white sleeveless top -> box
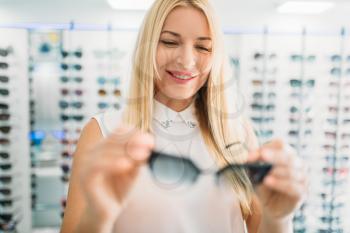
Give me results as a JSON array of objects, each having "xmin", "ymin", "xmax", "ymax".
[{"xmin": 92, "ymin": 99, "xmax": 248, "ymax": 233}]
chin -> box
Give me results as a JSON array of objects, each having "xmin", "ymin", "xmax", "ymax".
[{"xmin": 163, "ymin": 90, "xmax": 196, "ymax": 101}]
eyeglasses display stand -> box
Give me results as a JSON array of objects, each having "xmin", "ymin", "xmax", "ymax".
[{"xmin": 0, "ymin": 28, "xmax": 31, "ymax": 233}]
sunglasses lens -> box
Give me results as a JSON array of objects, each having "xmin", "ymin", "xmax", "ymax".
[
  {"xmin": 244, "ymin": 163, "xmax": 273, "ymax": 184},
  {"xmin": 149, "ymin": 152, "xmax": 198, "ymax": 188},
  {"xmin": 0, "ymin": 76, "xmax": 9, "ymax": 83},
  {"xmin": 98, "ymin": 102, "xmax": 109, "ymax": 109},
  {"xmin": 0, "ymin": 89, "xmax": 9, "ymax": 96}
]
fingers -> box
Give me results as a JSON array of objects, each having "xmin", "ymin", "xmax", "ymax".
[
  {"xmin": 248, "ymin": 139, "xmax": 308, "ymax": 200},
  {"xmin": 107, "ymin": 124, "xmax": 155, "ymax": 163},
  {"xmin": 263, "ymin": 175, "xmax": 307, "ymax": 200}
]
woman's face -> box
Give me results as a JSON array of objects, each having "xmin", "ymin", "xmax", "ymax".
[{"xmin": 155, "ymin": 6, "xmax": 213, "ymax": 101}]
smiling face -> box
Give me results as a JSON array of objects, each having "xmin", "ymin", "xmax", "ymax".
[{"xmin": 155, "ymin": 6, "xmax": 213, "ymax": 105}]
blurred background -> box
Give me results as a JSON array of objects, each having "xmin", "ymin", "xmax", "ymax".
[{"xmin": 0, "ymin": 0, "xmax": 350, "ymax": 232}]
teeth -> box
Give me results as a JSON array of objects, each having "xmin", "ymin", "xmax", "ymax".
[{"xmin": 173, "ymin": 74, "xmax": 192, "ymax": 80}]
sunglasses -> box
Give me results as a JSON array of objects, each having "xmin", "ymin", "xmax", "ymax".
[
  {"xmin": 290, "ymin": 79, "xmax": 315, "ymax": 88},
  {"xmin": 0, "ymin": 103, "xmax": 9, "ymax": 110},
  {"xmin": 61, "ymin": 151, "xmax": 72, "ymax": 158},
  {"xmin": 0, "ymin": 47, "xmax": 13, "ymax": 57},
  {"xmin": 61, "ymin": 174, "xmax": 69, "ymax": 183},
  {"xmin": 98, "ymin": 89, "xmax": 121, "ymax": 97},
  {"xmin": 0, "ymin": 163, "xmax": 12, "ymax": 171},
  {"xmin": 0, "ymin": 176, "xmax": 12, "ymax": 185},
  {"xmin": 256, "ymin": 130, "xmax": 274, "ymax": 138},
  {"xmin": 251, "ymin": 116, "xmax": 275, "ymax": 124},
  {"xmin": 61, "ymin": 164, "xmax": 70, "ymax": 174},
  {"xmin": 328, "ymin": 106, "xmax": 350, "ymax": 113},
  {"xmin": 289, "ymin": 117, "xmax": 312, "ymax": 124},
  {"xmin": 324, "ymin": 132, "xmax": 350, "ymax": 140},
  {"xmin": 252, "ymin": 92, "xmax": 276, "ymax": 99},
  {"xmin": 61, "ymin": 49, "xmax": 83, "ymax": 58},
  {"xmin": 0, "ymin": 76, "xmax": 9, "ymax": 83},
  {"xmin": 322, "ymin": 167, "xmax": 348, "ymax": 176},
  {"xmin": 330, "ymin": 67, "xmax": 342, "ymax": 76},
  {"xmin": 0, "ymin": 138, "xmax": 10, "ymax": 146},
  {"xmin": 290, "ymin": 54, "xmax": 316, "ymax": 62},
  {"xmin": 0, "ymin": 88, "xmax": 10, "ymax": 96},
  {"xmin": 290, "ymin": 106, "xmax": 312, "ymax": 114},
  {"xmin": 61, "ymin": 139, "xmax": 78, "ymax": 145},
  {"xmin": 148, "ymin": 150, "xmax": 272, "ymax": 188},
  {"xmin": 60, "ymin": 76, "xmax": 83, "ymax": 83},
  {"xmin": 60, "ymin": 114, "xmax": 85, "ymax": 122},
  {"xmin": 0, "ymin": 126, "xmax": 11, "ymax": 134},
  {"xmin": 251, "ymin": 103, "xmax": 275, "ymax": 111},
  {"xmin": 251, "ymin": 80, "xmax": 276, "ymax": 86},
  {"xmin": 324, "ymin": 155, "xmax": 349, "ymax": 163},
  {"xmin": 288, "ymin": 129, "xmax": 312, "ymax": 137},
  {"xmin": 97, "ymin": 76, "xmax": 121, "ymax": 85},
  {"xmin": 0, "ymin": 152, "xmax": 9, "ymax": 160},
  {"xmin": 253, "ymin": 53, "xmax": 277, "ymax": 60},
  {"xmin": 0, "ymin": 62, "xmax": 9, "ymax": 70},
  {"xmin": 0, "ymin": 188, "xmax": 11, "ymax": 197},
  {"xmin": 59, "ymin": 100, "xmax": 84, "ymax": 109},
  {"xmin": 0, "ymin": 113, "xmax": 13, "ymax": 121},
  {"xmin": 61, "ymin": 89, "xmax": 83, "ymax": 96},
  {"xmin": 60, "ymin": 63, "xmax": 82, "ymax": 71},
  {"xmin": 97, "ymin": 102, "xmax": 109, "ymax": 109}
]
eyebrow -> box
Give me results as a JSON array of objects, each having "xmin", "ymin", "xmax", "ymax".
[{"xmin": 161, "ymin": 30, "xmax": 211, "ymax": 41}]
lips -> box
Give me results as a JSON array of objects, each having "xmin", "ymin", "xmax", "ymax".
[{"xmin": 166, "ymin": 71, "xmax": 197, "ymax": 83}]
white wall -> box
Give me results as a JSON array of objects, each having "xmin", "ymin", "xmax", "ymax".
[{"xmin": 0, "ymin": 0, "xmax": 350, "ymax": 33}]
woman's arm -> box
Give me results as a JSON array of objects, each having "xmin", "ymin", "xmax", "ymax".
[
  {"xmin": 247, "ymin": 195, "xmax": 293, "ymax": 233},
  {"xmin": 60, "ymin": 119, "xmax": 104, "ymax": 233}
]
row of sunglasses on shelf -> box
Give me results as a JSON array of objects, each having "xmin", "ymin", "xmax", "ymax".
[
  {"xmin": 58, "ymin": 100, "xmax": 121, "ymax": 110},
  {"xmin": 0, "ymin": 173, "xmax": 21, "ymax": 232},
  {"xmin": 250, "ymin": 79, "xmax": 316, "ymax": 87},
  {"xmin": 59, "ymin": 48, "xmax": 126, "ymax": 60},
  {"xmin": 251, "ymin": 52, "xmax": 350, "ymax": 63},
  {"xmin": 251, "ymin": 53, "xmax": 317, "ymax": 62},
  {"xmin": 59, "ymin": 76, "xmax": 121, "ymax": 85}
]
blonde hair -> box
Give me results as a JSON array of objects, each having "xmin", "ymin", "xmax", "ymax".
[{"xmin": 122, "ymin": 0, "xmax": 255, "ymax": 218}]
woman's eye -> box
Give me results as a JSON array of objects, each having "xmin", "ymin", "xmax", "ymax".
[
  {"xmin": 196, "ymin": 46, "xmax": 211, "ymax": 52},
  {"xmin": 161, "ymin": 40, "xmax": 178, "ymax": 46}
]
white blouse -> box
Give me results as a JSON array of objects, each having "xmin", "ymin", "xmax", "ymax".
[{"xmin": 92, "ymin": 99, "xmax": 248, "ymax": 233}]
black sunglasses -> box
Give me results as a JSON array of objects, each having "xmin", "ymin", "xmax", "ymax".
[
  {"xmin": 0, "ymin": 126, "xmax": 11, "ymax": 134},
  {"xmin": 148, "ymin": 150, "xmax": 272, "ymax": 188},
  {"xmin": 0, "ymin": 76, "xmax": 9, "ymax": 83},
  {"xmin": 61, "ymin": 50, "xmax": 83, "ymax": 58},
  {"xmin": 0, "ymin": 62, "xmax": 9, "ymax": 70},
  {"xmin": 0, "ymin": 89, "xmax": 9, "ymax": 96},
  {"xmin": 0, "ymin": 152, "xmax": 10, "ymax": 159},
  {"xmin": 61, "ymin": 63, "xmax": 82, "ymax": 71},
  {"xmin": 60, "ymin": 114, "xmax": 85, "ymax": 122},
  {"xmin": 0, "ymin": 103, "xmax": 9, "ymax": 110},
  {"xmin": 59, "ymin": 100, "xmax": 84, "ymax": 109}
]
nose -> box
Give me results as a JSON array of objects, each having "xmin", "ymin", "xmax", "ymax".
[{"xmin": 176, "ymin": 44, "xmax": 197, "ymax": 70}]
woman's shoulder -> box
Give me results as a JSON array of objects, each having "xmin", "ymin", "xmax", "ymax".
[{"xmin": 92, "ymin": 107, "xmax": 124, "ymax": 138}]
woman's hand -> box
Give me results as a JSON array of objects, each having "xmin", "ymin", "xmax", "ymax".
[
  {"xmin": 247, "ymin": 139, "xmax": 308, "ymax": 228},
  {"xmin": 78, "ymin": 125, "xmax": 154, "ymax": 232}
]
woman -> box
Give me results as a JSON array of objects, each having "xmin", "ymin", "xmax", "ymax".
[{"xmin": 60, "ymin": 0, "xmax": 307, "ymax": 232}]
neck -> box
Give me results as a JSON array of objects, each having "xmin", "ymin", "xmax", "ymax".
[{"xmin": 154, "ymin": 92, "xmax": 194, "ymax": 112}]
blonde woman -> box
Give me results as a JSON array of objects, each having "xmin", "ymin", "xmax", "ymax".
[{"xmin": 60, "ymin": 0, "xmax": 307, "ymax": 232}]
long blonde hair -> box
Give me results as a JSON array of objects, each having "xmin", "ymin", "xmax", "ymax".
[{"xmin": 122, "ymin": 0, "xmax": 255, "ymax": 218}]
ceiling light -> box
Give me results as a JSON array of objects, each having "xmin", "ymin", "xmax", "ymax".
[
  {"xmin": 107, "ymin": 0, "xmax": 154, "ymax": 10},
  {"xmin": 277, "ymin": 1, "xmax": 335, "ymax": 14}
]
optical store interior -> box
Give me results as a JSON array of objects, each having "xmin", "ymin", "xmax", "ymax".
[{"xmin": 1, "ymin": 0, "xmax": 350, "ymax": 232}]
